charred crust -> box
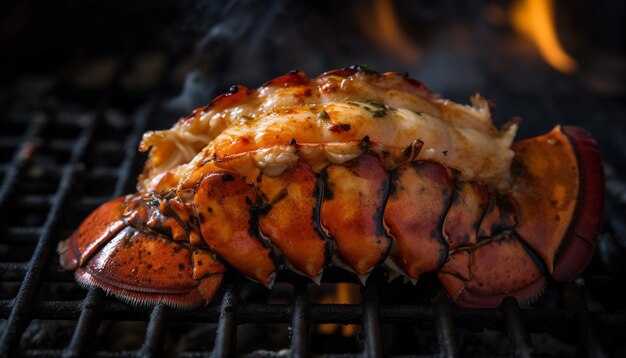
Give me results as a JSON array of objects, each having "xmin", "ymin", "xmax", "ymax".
[
  {"xmin": 320, "ymin": 170, "xmax": 333, "ymax": 200},
  {"xmin": 360, "ymin": 136, "xmax": 371, "ymax": 152},
  {"xmin": 436, "ymin": 175, "xmax": 455, "ymax": 269},
  {"xmin": 271, "ymin": 188, "xmax": 289, "ymax": 205},
  {"xmin": 329, "ymin": 124, "xmax": 351, "ymax": 133},
  {"xmin": 517, "ymin": 233, "xmax": 548, "ymax": 275},
  {"xmin": 314, "ymin": 173, "xmax": 333, "ymax": 265},
  {"xmin": 375, "ymin": 172, "xmax": 393, "ymax": 262},
  {"xmin": 388, "ymin": 169, "xmax": 402, "ymax": 197},
  {"xmin": 228, "ymin": 85, "xmax": 239, "ymax": 94},
  {"xmin": 221, "ymin": 173, "xmax": 235, "ymax": 182},
  {"xmin": 251, "ymin": 202, "xmax": 273, "ymax": 216}
]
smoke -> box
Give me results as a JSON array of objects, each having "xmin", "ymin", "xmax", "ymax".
[{"xmin": 165, "ymin": 0, "xmax": 616, "ymax": 115}]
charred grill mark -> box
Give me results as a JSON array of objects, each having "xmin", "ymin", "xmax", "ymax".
[
  {"xmin": 517, "ymin": 234, "xmax": 548, "ymax": 276},
  {"xmin": 436, "ymin": 178, "xmax": 456, "ymax": 269},
  {"xmin": 477, "ymin": 194, "xmax": 496, "ymax": 241},
  {"xmin": 320, "ymin": 170, "xmax": 333, "ymax": 200},
  {"xmin": 375, "ymin": 175, "xmax": 391, "ymax": 239},
  {"xmin": 314, "ymin": 173, "xmax": 334, "ymax": 266},
  {"xmin": 375, "ymin": 166, "xmax": 393, "ymax": 263},
  {"xmin": 388, "ymin": 169, "xmax": 402, "ymax": 197},
  {"xmin": 329, "ymin": 124, "xmax": 351, "ymax": 133},
  {"xmin": 271, "ymin": 188, "xmax": 289, "ymax": 205}
]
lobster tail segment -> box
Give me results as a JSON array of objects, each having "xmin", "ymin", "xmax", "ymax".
[{"xmin": 439, "ymin": 232, "xmax": 546, "ymax": 308}]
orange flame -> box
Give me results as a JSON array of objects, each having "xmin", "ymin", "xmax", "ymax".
[
  {"xmin": 315, "ymin": 283, "xmax": 360, "ymax": 337},
  {"xmin": 511, "ymin": 0, "xmax": 578, "ymax": 73},
  {"xmin": 359, "ymin": 0, "xmax": 420, "ymax": 64}
]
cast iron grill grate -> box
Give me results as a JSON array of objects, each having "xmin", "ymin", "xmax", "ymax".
[{"xmin": 1, "ymin": 52, "xmax": 626, "ymax": 358}]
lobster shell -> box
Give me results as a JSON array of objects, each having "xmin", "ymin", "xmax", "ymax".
[{"xmin": 58, "ymin": 67, "xmax": 604, "ymax": 308}]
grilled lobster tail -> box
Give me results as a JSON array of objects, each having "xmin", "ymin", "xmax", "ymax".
[{"xmin": 58, "ymin": 68, "xmax": 604, "ymax": 308}]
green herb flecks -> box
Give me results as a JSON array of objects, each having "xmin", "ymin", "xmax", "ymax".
[
  {"xmin": 317, "ymin": 110, "xmax": 330, "ymax": 120},
  {"xmin": 359, "ymin": 99, "xmax": 390, "ymax": 118}
]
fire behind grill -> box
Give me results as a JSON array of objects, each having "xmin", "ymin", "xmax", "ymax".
[{"xmin": 1, "ymin": 1, "xmax": 626, "ymax": 357}]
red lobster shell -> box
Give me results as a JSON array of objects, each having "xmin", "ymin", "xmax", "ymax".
[{"xmin": 58, "ymin": 67, "xmax": 604, "ymax": 308}]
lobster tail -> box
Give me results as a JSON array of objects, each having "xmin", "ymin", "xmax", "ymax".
[{"xmin": 59, "ymin": 68, "xmax": 604, "ymax": 309}]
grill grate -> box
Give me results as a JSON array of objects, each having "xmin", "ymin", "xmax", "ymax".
[{"xmin": 1, "ymin": 53, "xmax": 626, "ymax": 357}]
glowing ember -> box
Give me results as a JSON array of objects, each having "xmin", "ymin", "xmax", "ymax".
[
  {"xmin": 511, "ymin": 0, "xmax": 578, "ymax": 74},
  {"xmin": 315, "ymin": 283, "xmax": 361, "ymax": 337}
]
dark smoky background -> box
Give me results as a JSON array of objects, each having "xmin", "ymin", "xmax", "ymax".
[{"xmin": 1, "ymin": 1, "xmax": 623, "ymax": 128}]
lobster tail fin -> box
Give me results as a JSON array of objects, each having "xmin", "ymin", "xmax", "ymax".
[
  {"xmin": 510, "ymin": 125, "xmax": 604, "ymax": 282},
  {"xmin": 551, "ymin": 126, "xmax": 604, "ymax": 281},
  {"xmin": 58, "ymin": 197, "xmax": 127, "ymax": 271},
  {"xmin": 58, "ymin": 194, "xmax": 226, "ymax": 308},
  {"xmin": 438, "ymin": 125, "xmax": 604, "ymax": 307}
]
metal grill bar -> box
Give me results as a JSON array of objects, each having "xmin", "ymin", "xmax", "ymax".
[
  {"xmin": 290, "ymin": 283, "xmax": 309, "ymax": 357},
  {"xmin": 561, "ymin": 284, "xmax": 608, "ymax": 358},
  {"xmin": 502, "ymin": 297, "xmax": 532, "ymax": 357},
  {"xmin": 0, "ymin": 115, "xmax": 45, "ymax": 210},
  {"xmin": 213, "ymin": 287, "xmax": 239, "ymax": 357},
  {"xmin": 139, "ymin": 304, "xmax": 170, "ymax": 358},
  {"xmin": 64, "ymin": 289, "xmax": 105, "ymax": 358},
  {"xmin": 435, "ymin": 300, "xmax": 459, "ymax": 358},
  {"xmin": 1, "ymin": 296, "xmax": 624, "ymax": 325},
  {"xmin": 0, "ymin": 113, "xmax": 97, "ymax": 356},
  {"xmin": 362, "ymin": 285, "xmax": 382, "ymax": 357}
]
